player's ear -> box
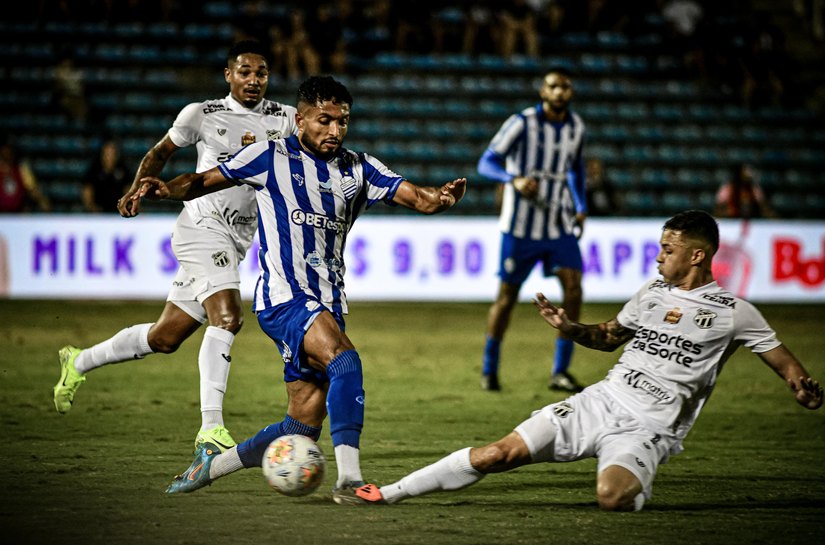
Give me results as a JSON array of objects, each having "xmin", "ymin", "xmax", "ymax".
[
  {"xmin": 224, "ymin": 67, "xmax": 231, "ymax": 83},
  {"xmin": 691, "ymin": 248, "xmax": 706, "ymax": 266}
]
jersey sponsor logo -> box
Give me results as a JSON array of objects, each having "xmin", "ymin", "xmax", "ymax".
[
  {"xmin": 629, "ymin": 327, "xmax": 703, "ymax": 367},
  {"xmin": 552, "ymin": 401, "xmax": 574, "ymax": 418},
  {"xmin": 202, "ymin": 102, "xmax": 229, "ymax": 114},
  {"xmin": 222, "ymin": 207, "xmax": 255, "ymax": 226},
  {"xmin": 664, "ymin": 308, "xmax": 682, "ymax": 324},
  {"xmin": 306, "ymin": 251, "xmax": 343, "ymax": 272},
  {"xmin": 650, "ymin": 279, "xmax": 670, "ymax": 290},
  {"xmin": 701, "ymin": 292, "xmax": 736, "ymax": 308},
  {"xmin": 622, "ymin": 369, "xmax": 674, "ymax": 403},
  {"xmin": 276, "ymin": 146, "xmax": 302, "ymax": 160},
  {"xmin": 693, "ymin": 309, "xmax": 716, "ymax": 329},
  {"xmin": 291, "ymin": 210, "xmax": 345, "ymax": 233},
  {"xmin": 212, "ymin": 251, "xmax": 230, "ymax": 268}
]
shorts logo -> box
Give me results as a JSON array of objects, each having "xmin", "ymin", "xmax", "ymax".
[
  {"xmin": 664, "ymin": 308, "xmax": 682, "ymax": 324},
  {"xmin": 635, "ymin": 457, "xmax": 646, "ymax": 468},
  {"xmin": 504, "ymin": 257, "xmax": 516, "ymax": 274},
  {"xmin": 355, "ymin": 395, "xmax": 365, "ymax": 405},
  {"xmin": 693, "ymin": 308, "xmax": 716, "ymax": 329},
  {"xmin": 305, "ymin": 300, "xmax": 320, "ymax": 312},
  {"xmin": 281, "ymin": 341, "xmax": 293, "ymax": 364},
  {"xmin": 552, "ymin": 401, "xmax": 574, "ymax": 418},
  {"xmin": 212, "ymin": 251, "xmax": 229, "ymax": 267}
]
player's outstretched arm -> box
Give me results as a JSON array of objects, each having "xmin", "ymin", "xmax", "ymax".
[
  {"xmin": 533, "ymin": 292, "xmax": 633, "ymax": 352},
  {"xmin": 134, "ymin": 167, "xmax": 233, "ymax": 205},
  {"xmin": 392, "ymin": 178, "xmax": 467, "ymax": 214},
  {"xmin": 759, "ymin": 345, "xmax": 823, "ymax": 410},
  {"xmin": 118, "ymin": 135, "xmax": 180, "ymax": 218}
]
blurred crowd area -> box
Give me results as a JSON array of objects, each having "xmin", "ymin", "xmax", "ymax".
[{"xmin": 2, "ymin": 0, "xmax": 824, "ymax": 217}]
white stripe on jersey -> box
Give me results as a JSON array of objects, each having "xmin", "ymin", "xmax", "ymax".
[{"xmin": 218, "ymin": 136, "xmax": 404, "ymax": 314}]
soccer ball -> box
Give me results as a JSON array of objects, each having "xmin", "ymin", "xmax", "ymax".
[{"xmin": 262, "ymin": 434, "xmax": 326, "ymax": 496}]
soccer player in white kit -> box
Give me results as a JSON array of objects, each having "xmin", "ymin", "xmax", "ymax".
[
  {"xmin": 52, "ymin": 40, "xmax": 298, "ymax": 453},
  {"xmin": 133, "ymin": 75, "xmax": 467, "ymax": 504},
  {"xmin": 353, "ymin": 210, "xmax": 823, "ymax": 511}
]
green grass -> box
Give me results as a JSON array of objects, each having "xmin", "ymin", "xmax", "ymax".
[{"xmin": 1, "ymin": 300, "xmax": 824, "ymax": 545}]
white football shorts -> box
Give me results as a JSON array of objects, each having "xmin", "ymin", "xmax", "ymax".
[
  {"xmin": 166, "ymin": 209, "xmax": 243, "ymax": 323},
  {"xmin": 514, "ymin": 382, "xmax": 672, "ymax": 499}
]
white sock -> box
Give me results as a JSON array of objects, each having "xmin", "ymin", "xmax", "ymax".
[
  {"xmin": 334, "ymin": 444, "xmax": 364, "ymax": 486},
  {"xmin": 74, "ymin": 323, "xmax": 153, "ymax": 374},
  {"xmin": 208, "ymin": 446, "xmax": 244, "ymax": 480},
  {"xmin": 380, "ymin": 447, "xmax": 483, "ymax": 504},
  {"xmin": 633, "ymin": 492, "xmax": 645, "ymax": 511},
  {"xmin": 199, "ymin": 326, "xmax": 235, "ymax": 430}
]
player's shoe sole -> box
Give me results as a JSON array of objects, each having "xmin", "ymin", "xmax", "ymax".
[
  {"xmin": 332, "ymin": 481, "xmax": 368, "ymax": 505},
  {"xmin": 194, "ymin": 425, "xmax": 236, "ymax": 453},
  {"xmin": 166, "ymin": 442, "xmax": 219, "ymax": 494},
  {"xmin": 354, "ymin": 483, "xmax": 387, "ymax": 504},
  {"xmin": 53, "ymin": 346, "xmax": 86, "ymax": 414}
]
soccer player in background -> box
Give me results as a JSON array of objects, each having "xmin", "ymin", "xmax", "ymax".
[
  {"xmin": 354, "ymin": 210, "xmax": 823, "ymax": 510},
  {"xmin": 477, "ymin": 67, "xmax": 587, "ymax": 393},
  {"xmin": 134, "ymin": 75, "xmax": 467, "ymax": 504},
  {"xmin": 52, "ymin": 40, "xmax": 298, "ymax": 454}
]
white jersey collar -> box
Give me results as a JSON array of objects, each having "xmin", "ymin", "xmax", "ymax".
[{"xmin": 225, "ymin": 94, "xmax": 264, "ymax": 114}]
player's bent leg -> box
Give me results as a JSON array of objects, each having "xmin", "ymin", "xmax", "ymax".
[
  {"xmin": 596, "ymin": 465, "xmax": 644, "ymax": 512},
  {"xmin": 148, "ymin": 302, "xmax": 202, "ymax": 353}
]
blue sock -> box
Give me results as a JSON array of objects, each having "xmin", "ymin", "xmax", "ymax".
[
  {"xmin": 236, "ymin": 415, "xmax": 322, "ymax": 468},
  {"xmin": 482, "ymin": 336, "xmax": 501, "ymax": 376},
  {"xmin": 553, "ymin": 338, "xmax": 574, "ymax": 375},
  {"xmin": 326, "ymin": 350, "xmax": 365, "ymax": 448}
]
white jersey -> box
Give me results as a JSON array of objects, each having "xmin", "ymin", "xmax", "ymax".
[
  {"xmin": 217, "ymin": 135, "xmax": 404, "ymax": 314},
  {"xmin": 603, "ymin": 279, "xmax": 781, "ymax": 451},
  {"xmin": 167, "ymin": 94, "xmax": 298, "ymax": 254}
]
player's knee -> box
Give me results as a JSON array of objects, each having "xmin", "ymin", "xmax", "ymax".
[
  {"xmin": 147, "ymin": 331, "xmax": 183, "ymax": 354},
  {"xmin": 596, "ymin": 482, "xmax": 636, "ymax": 512},
  {"xmin": 209, "ymin": 312, "xmax": 243, "ymax": 334},
  {"xmin": 469, "ymin": 444, "xmax": 508, "ymax": 473}
]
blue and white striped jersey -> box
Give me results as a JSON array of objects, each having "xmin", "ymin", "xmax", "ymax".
[
  {"xmin": 486, "ymin": 103, "xmax": 586, "ymax": 240},
  {"xmin": 217, "ymin": 135, "xmax": 404, "ymax": 314}
]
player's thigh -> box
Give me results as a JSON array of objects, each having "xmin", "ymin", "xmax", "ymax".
[
  {"xmin": 303, "ymin": 310, "xmax": 355, "ymax": 369},
  {"xmin": 596, "ymin": 430, "xmax": 670, "ymax": 502},
  {"xmin": 172, "ymin": 213, "xmax": 242, "ymax": 303},
  {"xmin": 470, "ymin": 431, "xmax": 533, "ymax": 473},
  {"xmin": 285, "ymin": 379, "xmax": 328, "ymax": 428}
]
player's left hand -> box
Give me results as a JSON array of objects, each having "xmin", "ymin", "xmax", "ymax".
[
  {"xmin": 136, "ymin": 176, "xmax": 171, "ymax": 201},
  {"xmin": 789, "ymin": 376, "xmax": 824, "ymax": 410},
  {"xmin": 439, "ymin": 178, "xmax": 467, "ymax": 206}
]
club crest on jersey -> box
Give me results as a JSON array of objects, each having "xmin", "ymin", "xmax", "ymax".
[
  {"xmin": 212, "ymin": 251, "xmax": 229, "ymax": 268},
  {"xmin": 664, "ymin": 308, "xmax": 682, "ymax": 324},
  {"xmin": 553, "ymin": 401, "xmax": 574, "ymax": 418},
  {"xmin": 341, "ymin": 176, "xmax": 357, "ymax": 200},
  {"xmin": 693, "ymin": 309, "xmax": 717, "ymax": 329},
  {"xmin": 241, "ymin": 131, "xmax": 256, "ymax": 146},
  {"xmin": 266, "ymin": 129, "xmax": 282, "ymax": 140}
]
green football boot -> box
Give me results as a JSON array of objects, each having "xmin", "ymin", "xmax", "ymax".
[
  {"xmin": 53, "ymin": 346, "xmax": 86, "ymax": 414},
  {"xmin": 194, "ymin": 425, "xmax": 236, "ymax": 453}
]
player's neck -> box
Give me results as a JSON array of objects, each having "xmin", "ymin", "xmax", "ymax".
[{"xmin": 673, "ymin": 269, "xmax": 715, "ymax": 292}]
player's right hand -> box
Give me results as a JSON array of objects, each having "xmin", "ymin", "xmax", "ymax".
[
  {"xmin": 137, "ymin": 177, "xmax": 170, "ymax": 201},
  {"xmin": 533, "ymin": 292, "xmax": 570, "ymax": 332},
  {"xmin": 117, "ymin": 187, "xmax": 141, "ymax": 217}
]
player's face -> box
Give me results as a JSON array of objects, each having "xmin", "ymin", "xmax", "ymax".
[
  {"xmin": 656, "ymin": 229, "xmax": 699, "ymax": 285},
  {"xmin": 225, "ymin": 53, "xmax": 269, "ymax": 108},
  {"xmin": 296, "ymin": 100, "xmax": 350, "ymax": 160},
  {"xmin": 539, "ymin": 72, "xmax": 573, "ymax": 114}
]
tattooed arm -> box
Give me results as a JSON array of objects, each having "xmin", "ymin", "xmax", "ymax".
[{"xmin": 533, "ymin": 292, "xmax": 635, "ymax": 352}]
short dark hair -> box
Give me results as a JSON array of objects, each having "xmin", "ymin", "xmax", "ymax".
[
  {"xmin": 297, "ymin": 75, "xmax": 353, "ymax": 108},
  {"xmin": 226, "ymin": 39, "xmax": 269, "ymax": 66},
  {"xmin": 663, "ymin": 210, "xmax": 720, "ymax": 255},
  {"xmin": 545, "ymin": 66, "xmax": 573, "ymax": 79}
]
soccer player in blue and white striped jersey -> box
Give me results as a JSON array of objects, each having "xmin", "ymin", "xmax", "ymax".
[
  {"xmin": 136, "ymin": 76, "xmax": 466, "ymax": 504},
  {"xmin": 477, "ymin": 67, "xmax": 587, "ymax": 393}
]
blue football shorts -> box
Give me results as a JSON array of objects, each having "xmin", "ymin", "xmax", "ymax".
[
  {"xmin": 256, "ymin": 294, "xmax": 346, "ymax": 384},
  {"xmin": 498, "ymin": 233, "xmax": 583, "ymax": 285}
]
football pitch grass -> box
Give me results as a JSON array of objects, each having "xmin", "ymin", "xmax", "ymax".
[{"xmin": 2, "ymin": 299, "xmax": 824, "ymax": 545}]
